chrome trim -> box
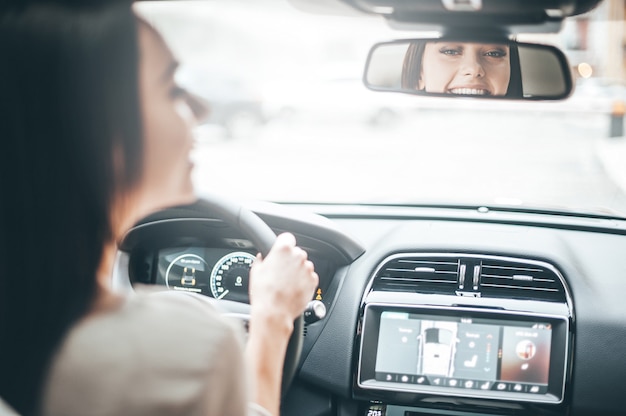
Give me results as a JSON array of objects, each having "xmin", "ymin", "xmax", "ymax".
[
  {"xmin": 356, "ymin": 302, "xmax": 570, "ymax": 404},
  {"xmin": 473, "ymin": 264, "xmax": 480, "ymax": 290},
  {"xmin": 458, "ymin": 263, "xmax": 466, "ymax": 290}
]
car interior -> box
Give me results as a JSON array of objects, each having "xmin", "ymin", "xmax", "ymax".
[{"xmin": 106, "ymin": 0, "xmax": 626, "ymax": 415}]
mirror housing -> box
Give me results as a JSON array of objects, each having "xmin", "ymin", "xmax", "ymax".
[{"xmin": 364, "ymin": 38, "xmax": 573, "ymax": 100}]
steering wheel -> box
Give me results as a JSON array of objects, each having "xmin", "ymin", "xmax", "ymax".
[{"xmin": 156, "ymin": 194, "xmax": 303, "ymax": 395}]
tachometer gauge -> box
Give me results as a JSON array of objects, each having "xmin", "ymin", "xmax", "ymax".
[
  {"xmin": 165, "ymin": 254, "xmax": 209, "ymax": 294},
  {"xmin": 210, "ymin": 252, "xmax": 255, "ymax": 303}
]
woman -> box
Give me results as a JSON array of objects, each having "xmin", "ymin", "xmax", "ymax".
[
  {"xmin": 401, "ymin": 40, "xmax": 523, "ymax": 98},
  {"xmin": 0, "ymin": 1, "xmax": 318, "ymax": 415}
]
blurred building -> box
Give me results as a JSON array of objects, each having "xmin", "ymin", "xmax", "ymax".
[{"xmin": 562, "ymin": 0, "xmax": 625, "ymax": 81}]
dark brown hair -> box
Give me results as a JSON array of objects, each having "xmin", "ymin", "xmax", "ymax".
[{"xmin": 0, "ymin": 1, "xmax": 142, "ymax": 414}]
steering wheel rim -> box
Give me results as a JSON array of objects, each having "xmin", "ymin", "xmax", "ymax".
[{"xmin": 193, "ymin": 194, "xmax": 303, "ymax": 395}]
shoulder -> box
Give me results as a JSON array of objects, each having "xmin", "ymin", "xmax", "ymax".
[
  {"xmin": 58, "ymin": 291, "xmax": 241, "ymax": 362},
  {"xmin": 43, "ymin": 291, "xmax": 244, "ymax": 416}
]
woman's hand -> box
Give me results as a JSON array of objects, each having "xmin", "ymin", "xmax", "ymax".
[
  {"xmin": 248, "ymin": 232, "xmax": 319, "ymax": 334},
  {"xmin": 245, "ymin": 232, "xmax": 319, "ymax": 416}
]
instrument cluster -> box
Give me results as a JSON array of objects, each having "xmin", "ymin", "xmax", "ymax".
[
  {"xmin": 129, "ymin": 245, "xmax": 331, "ymax": 306},
  {"xmin": 158, "ymin": 247, "xmax": 255, "ymax": 302}
]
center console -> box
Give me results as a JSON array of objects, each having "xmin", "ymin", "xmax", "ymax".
[{"xmin": 354, "ymin": 253, "xmax": 574, "ymax": 415}]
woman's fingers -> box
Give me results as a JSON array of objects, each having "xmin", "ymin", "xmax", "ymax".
[
  {"xmin": 272, "ymin": 232, "xmax": 296, "ymax": 251},
  {"xmin": 294, "ymin": 246, "xmax": 308, "ymax": 262}
]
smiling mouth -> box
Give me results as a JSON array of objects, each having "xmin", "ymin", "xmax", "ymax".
[{"xmin": 448, "ymin": 88, "xmax": 491, "ymax": 96}]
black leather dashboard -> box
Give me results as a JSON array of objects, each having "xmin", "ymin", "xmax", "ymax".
[{"xmin": 114, "ymin": 201, "xmax": 626, "ymax": 416}]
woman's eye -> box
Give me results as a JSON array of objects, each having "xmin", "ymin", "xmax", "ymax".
[
  {"xmin": 440, "ymin": 48, "xmax": 461, "ymax": 56},
  {"xmin": 484, "ymin": 50, "xmax": 507, "ymax": 58}
]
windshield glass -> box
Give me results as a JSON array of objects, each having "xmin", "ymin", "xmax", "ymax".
[{"xmin": 137, "ymin": 0, "xmax": 626, "ymax": 218}]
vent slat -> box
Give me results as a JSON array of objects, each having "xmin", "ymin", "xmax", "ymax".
[
  {"xmin": 380, "ymin": 277, "xmax": 457, "ymax": 284},
  {"xmin": 482, "ymin": 265, "xmax": 542, "ymax": 272},
  {"xmin": 386, "ymin": 268, "xmax": 457, "ymax": 275},
  {"xmin": 398, "ymin": 260, "xmax": 458, "ymax": 265},
  {"xmin": 480, "ymin": 259, "xmax": 565, "ymax": 302},
  {"xmin": 481, "ymin": 274, "xmax": 556, "ymax": 283},
  {"xmin": 481, "ymin": 283, "xmax": 559, "ymax": 292},
  {"xmin": 374, "ymin": 256, "xmax": 460, "ymax": 295}
]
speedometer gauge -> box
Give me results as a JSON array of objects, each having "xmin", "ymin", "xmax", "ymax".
[{"xmin": 210, "ymin": 252, "xmax": 255, "ymax": 303}]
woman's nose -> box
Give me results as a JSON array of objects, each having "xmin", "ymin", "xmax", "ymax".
[
  {"xmin": 185, "ymin": 91, "xmax": 210, "ymax": 124},
  {"xmin": 460, "ymin": 55, "xmax": 485, "ymax": 78}
]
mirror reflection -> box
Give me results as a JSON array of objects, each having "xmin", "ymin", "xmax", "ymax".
[
  {"xmin": 402, "ymin": 42, "xmax": 519, "ymax": 97},
  {"xmin": 365, "ymin": 40, "xmax": 571, "ymax": 100}
]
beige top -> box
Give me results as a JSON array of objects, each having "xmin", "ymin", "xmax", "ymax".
[{"xmin": 41, "ymin": 291, "xmax": 269, "ymax": 416}]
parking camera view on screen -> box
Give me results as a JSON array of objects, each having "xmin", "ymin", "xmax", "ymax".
[{"xmin": 374, "ymin": 312, "xmax": 552, "ymax": 394}]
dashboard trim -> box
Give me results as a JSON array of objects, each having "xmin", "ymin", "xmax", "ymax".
[{"xmin": 295, "ymin": 203, "xmax": 626, "ymax": 236}]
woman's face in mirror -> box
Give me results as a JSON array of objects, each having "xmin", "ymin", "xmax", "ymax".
[{"xmin": 419, "ymin": 42, "xmax": 511, "ymax": 96}]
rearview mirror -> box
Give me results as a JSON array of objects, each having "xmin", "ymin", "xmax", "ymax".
[{"xmin": 364, "ymin": 39, "xmax": 573, "ymax": 100}]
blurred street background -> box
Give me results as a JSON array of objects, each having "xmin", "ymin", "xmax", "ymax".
[
  {"xmin": 139, "ymin": 0, "xmax": 626, "ymax": 217},
  {"xmin": 191, "ymin": 109, "xmax": 626, "ymax": 216}
]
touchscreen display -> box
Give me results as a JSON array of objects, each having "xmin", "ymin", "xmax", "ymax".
[{"xmin": 374, "ymin": 311, "xmax": 552, "ymax": 395}]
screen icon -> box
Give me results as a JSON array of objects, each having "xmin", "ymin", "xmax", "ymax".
[
  {"xmin": 480, "ymin": 381, "xmax": 490, "ymax": 390},
  {"xmin": 433, "ymin": 378, "xmax": 441, "ymax": 385},
  {"xmin": 463, "ymin": 355, "xmax": 478, "ymax": 368},
  {"xmin": 513, "ymin": 384, "xmax": 523, "ymax": 392},
  {"xmin": 529, "ymin": 385, "xmax": 540, "ymax": 393},
  {"xmin": 448, "ymin": 379, "xmax": 458, "ymax": 387},
  {"xmin": 496, "ymin": 383, "xmax": 507, "ymax": 391},
  {"xmin": 516, "ymin": 340, "xmax": 537, "ymax": 360},
  {"xmin": 464, "ymin": 380, "xmax": 474, "ymax": 389},
  {"xmin": 416, "ymin": 376, "xmax": 425, "ymax": 384},
  {"xmin": 401, "ymin": 375, "xmax": 409, "ymax": 383}
]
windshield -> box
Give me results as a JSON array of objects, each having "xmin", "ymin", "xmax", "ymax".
[{"xmin": 138, "ymin": 0, "xmax": 626, "ymax": 218}]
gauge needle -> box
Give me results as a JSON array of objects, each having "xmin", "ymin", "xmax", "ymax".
[{"xmin": 217, "ymin": 290, "xmax": 230, "ymax": 300}]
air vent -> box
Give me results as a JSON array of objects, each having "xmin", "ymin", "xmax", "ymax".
[
  {"xmin": 370, "ymin": 254, "xmax": 569, "ymax": 303},
  {"xmin": 373, "ymin": 256, "xmax": 461, "ymax": 294},
  {"xmin": 479, "ymin": 259, "xmax": 566, "ymax": 302}
]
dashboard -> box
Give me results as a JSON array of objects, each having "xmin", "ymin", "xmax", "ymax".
[{"xmin": 113, "ymin": 200, "xmax": 626, "ymax": 416}]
